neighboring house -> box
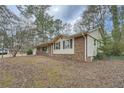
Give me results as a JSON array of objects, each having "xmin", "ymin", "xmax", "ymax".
[{"xmin": 34, "ymin": 29, "xmax": 102, "ymax": 62}]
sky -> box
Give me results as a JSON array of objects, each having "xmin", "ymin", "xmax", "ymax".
[
  {"xmin": 7, "ymin": 5, "xmax": 85, "ymax": 24},
  {"xmin": 6, "ymin": 5, "xmax": 112, "ymax": 32},
  {"xmin": 48, "ymin": 5, "xmax": 85, "ymax": 23}
]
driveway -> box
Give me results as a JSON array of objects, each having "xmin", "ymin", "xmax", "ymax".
[{"xmin": 0, "ymin": 56, "xmax": 124, "ymax": 88}]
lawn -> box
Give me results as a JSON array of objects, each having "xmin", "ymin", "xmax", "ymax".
[
  {"xmin": 0, "ymin": 56, "xmax": 124, "ymax": 88},
  {"xmin": 109, "ymin": 56, "xmax": 124, "ymax": 61}
]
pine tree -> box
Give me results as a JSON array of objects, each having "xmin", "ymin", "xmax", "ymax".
[{"xmin": 111, "ymin": 6, "xmax": 121, "ymax": 55}]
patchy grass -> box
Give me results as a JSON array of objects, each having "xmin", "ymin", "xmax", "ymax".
[
  {"xmin": 0, "ymin": 56, "xmax": 124, "ymax": 87},
  {"xmin": 0, "ymin": 71, "xmax": 14, "ymax": 87}
]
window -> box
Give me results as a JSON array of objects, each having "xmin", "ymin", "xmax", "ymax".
[
  {"xmin": 42, "ymin": 47, "xmax": 47, "ymax": 51},
  {"xmin": 63, "ymin": 39, "xmax": 73, "ymax": 49},
  {"xmin": 42, "ymin": 47, "xmax": 48, "ymax": 53},
  {"xmin": 54, "ymin": 42, "xmax": 60, "ymax": 50}
]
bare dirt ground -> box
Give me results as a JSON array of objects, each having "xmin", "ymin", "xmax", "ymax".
[{"xmin": 0, "ymin": 56, "xmax": 124, "ymax": 88}]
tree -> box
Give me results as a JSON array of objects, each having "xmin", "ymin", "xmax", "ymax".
[
  {"xmin": 53, "ymin": 19, "xmax": 64, "ymax": 35},
  {"xmin": 17, "ymin": 5, "xmax": 65, "ymax": 43},
  {"xmin": 0, "ymin": 5, "xmax": 20, "ymax": 57},
  {"xmin": 17, "ymin": 5, "xmax": 52, "ymax": 43},
  {"xmin": 111, "ymin": 6, "xmax": 121, "ymax": 55},
  {"xmin": 118, "ymin": 6, "xmax": 124, "ymax": 53},
  {"xmin": 74, "ymin": 6, "xmax": 110, "ymax": 37},
  {"xmin": 0, "ymin": 5, "xmax": 37, "ymax": 57},
  {"xmin": 98, "ymin": 33, "xmax": 113, "ymax": 56},
  {"xmin": 62, "ymin": 23, "xmax": 72, "ymax": 35},
  {"xmin": 74, "ymin": 5, "xmax": 124, "ymax": 56}
]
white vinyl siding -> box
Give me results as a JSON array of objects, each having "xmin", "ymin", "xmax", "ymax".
[
  {"xmin": 33, "ymin": 48, "xmax": 36, "ymax": 55},
  {"xmin": 87, "ymin": 30, "xmax": 102, "ymax": 57}
]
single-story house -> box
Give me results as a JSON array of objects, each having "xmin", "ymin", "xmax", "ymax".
[{"xmin": 34, "ymin": 28, "xmax": 102, "ymax": 62}]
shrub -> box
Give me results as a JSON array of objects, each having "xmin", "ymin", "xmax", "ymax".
[
  {"xmin": 94, "ymin": 52, "xmax": 105, "ymax": 60},
  {"xmin": 27, "ymin": 49, "xmax": 33, "ymax": 55}
]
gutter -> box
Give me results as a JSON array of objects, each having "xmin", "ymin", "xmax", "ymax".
[{"xmin": 82, "ymin": 33, "xmax": 87, "ymax": 62}]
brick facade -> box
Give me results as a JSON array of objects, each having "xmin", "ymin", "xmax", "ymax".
[
  {"xmin": 52, "ymin": 36, "xmax": 85, "ymax": 62},
  {"xmin": 36, "ymin": 48, "xmax": 42, "ymax": 55},
  {"xmin": 36, "ymin": 36, "xmax": 85, "ymax": 62},
  {"xmin": 74, "ymin": 36, "xmax": 85, "ymax": 61}
]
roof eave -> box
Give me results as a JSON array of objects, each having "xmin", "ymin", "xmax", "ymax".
[{"xmin": 35, "ymin": 32, "xmax": 90, "ymax": 48}]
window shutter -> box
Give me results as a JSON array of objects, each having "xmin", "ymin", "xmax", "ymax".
[
  {"xmin": 59, "ymin": 42, "xmax": 60, "ymax": 49},
  {"xmin": 63, "ymin": 41, "xmax": 65, "ymax": 49},
  {"xmin": 70, "ymin": 39, "xmax": 72, "ymax": 48}
]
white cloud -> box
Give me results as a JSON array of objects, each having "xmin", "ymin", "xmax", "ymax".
[
  {"xmin": 53, "ymin": 7, "xmax": 59, "ymax": 12},
  {"xmin": 48, "ymin": 5, "xmax": 85, "ymax": 23},
  {"xmin": 48, "ymin": 5, "xmax": 63, "ymax": 19}
]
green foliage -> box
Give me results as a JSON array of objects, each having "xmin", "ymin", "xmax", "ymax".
[
  {"xmin": 94, "ymin": 52, "xmax": 106, "ymax": 60},
  {"xmin": 98, "ymin": 34, "xmax": 113, "ymax": 56},
  {"xmin": 27, "ymin": 49, "xmax": 33, "ymax": 55},
  {"xmin": 111, "ymin": 6, "xmax": 122, "ymax": 55}
]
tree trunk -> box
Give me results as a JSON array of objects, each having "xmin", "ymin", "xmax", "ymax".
[{"xmin": 12, "ymin": 50, "xmax": 17, "ymax": 57}]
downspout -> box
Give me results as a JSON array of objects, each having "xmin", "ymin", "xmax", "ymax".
[{"xmin": 82, "ymin": 33, "xmax": 87, "ymax": 62}]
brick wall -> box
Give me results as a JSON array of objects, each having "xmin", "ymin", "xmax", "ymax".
[
  {"xmin": 36, "ymin": 48, "xmax": 42, "ymax": 55},
  {"xmin": 74, "ymin": 36, "xmax": 85, "ymax": 61},
  {"xmin": 52, "ymin": 36, "xmax": 85, "ymax": 62}
]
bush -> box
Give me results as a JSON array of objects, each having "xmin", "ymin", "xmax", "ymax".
[
  {"xmin": 94, "ymin": 52, "xmax": 105, "ymax": 60},
  {"xmin": 26, "ymin": 49, "xmax": 33, "ymax": 55}
]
